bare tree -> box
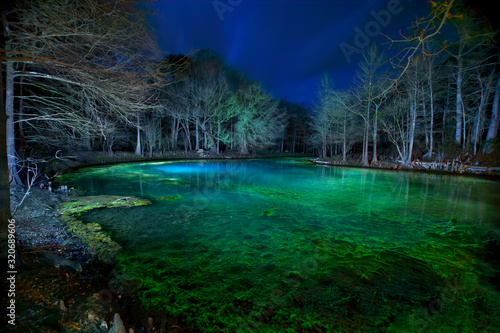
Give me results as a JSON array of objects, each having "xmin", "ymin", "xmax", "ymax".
[
  {"xmin": 380, "ymin": 54, "xmax": 428, "ymax": 166},
  {"xmin": 485, "ymin": 70, "xmax": 500, "ymax": 147},
  {"xmin": 312, "ymin": 76, "xmax": 358, "ymax": 160},
  {"xmin": 353, "ymin": 45, "xmax": 388, "ymax": 165},
  {"xmin": 420, "ymin": 49, "xmax": 441, "ymax": 158},
  {"xmin": 142, "ymin": 113, "xmax": 162, "ymax": 158},
  {"xmin": 188, "ymin": 70, "xmax": 228, "ymax": 151},
  {"xmin": 2, "ymin": 0, "xmax": 164, "ymax": 178},
  {"xmin": 311, "ymin": 76, "xmax": 335, "ymax": 158},
  {"xmin": 380, "ymin": 95, "xmax": 413, "ymax": 164},
  {"xmin": 471, "ymin": 67, "xmax": 495, "ymax": 155},
  {"xmin": 386, "ymin": 0, "xmax": 456, "ymax": 91},
  {"xmin": 162, "ymin": 80, "xmax": 194, "ymax": 152},
  {"xmin": 226, "ymin": 83, "xmax": 285, "ymax": 154},
  {"xmin": 435, "ymin": 2, "xmax": 496, "ymax": 147},
  {"xmin": 0, "ymin": 58, "xmax": 11, "ymax": 264}
]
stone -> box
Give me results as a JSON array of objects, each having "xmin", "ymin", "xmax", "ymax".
[
  {"xmin": 40, "ymin": 251, "xmax": 83, "ymax": 272},
  {"xmin": 108, "ymin": 313, "xmax": 126, "ymax": 333},
  {"xmin": 89, "ymin": 243, "xmax": 97, "ymax": 258},
  {"xmin": 58, "ymin": 195, "xmax": 152, "ymax": 215},
  {"xmin": 146, "ymin": 316, "xmax": 155, "ymax": 332},
  {"xmin": 99, "ymin": 321, "xmax": 108, "ymax": 333},
  {"xmin": 59, "ymin": 300, "xmax": 67, "ymax": 311}
]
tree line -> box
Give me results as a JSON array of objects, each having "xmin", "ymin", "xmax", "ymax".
[
  {"xmin": 311, "ymin": 1, "xmax": 499, "ymax": 165},
  {"xmin": 1, "ymin": 0, "xmax": 499, "ymax": 191}
]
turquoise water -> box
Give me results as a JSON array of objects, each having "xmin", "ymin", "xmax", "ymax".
[{"xmin": 58, "ymin": 159, "xmax": 500, "ymax": 332}]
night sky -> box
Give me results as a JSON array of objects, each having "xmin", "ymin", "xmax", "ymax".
[{"xmin": 148, "ymin": 0, "xmax": 430, "ymax": 107}]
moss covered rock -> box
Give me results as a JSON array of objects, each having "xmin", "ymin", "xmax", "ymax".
[
  {"xmin": 57, "ymin": 195, "xmax": 151, "ymax": 263},
  {"xmin": 58, "ymin": 195, "xmax": 151, "ymax": 215}
]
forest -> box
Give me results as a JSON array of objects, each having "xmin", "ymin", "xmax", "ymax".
[
  {"xmin": 1, "ymin": 0, "xmax": 499, "ymax": 189},
  {"xmin": 2, "ymin": 1, "xmax": 500, "ymax": 332}
]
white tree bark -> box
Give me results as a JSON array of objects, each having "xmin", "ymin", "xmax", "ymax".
[
  {"xmin": 485, "ymin": 72, "xmax": 500, "ymax": 143},
  {"xmin": 427, "ymin": 59, "xmax": 435, "ymax": 157},
  {"xmin": 4, "ymin": 37, "xmax": 21, "ymax": 185},
  {"xmin": 455, "ymin": 58, "xmax": 464, "ymax": 145},
  {"xmin": 473, "ymin": 71, "xmax": 494, "ymax": 155},
  {"xmin": 135, "ymin": 115, "xmax": 141, "ymax": 156}
]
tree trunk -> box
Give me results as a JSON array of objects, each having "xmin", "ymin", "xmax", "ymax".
[
  {"xmin": 203, "ymin": 131, "xmax": 206, "ymax": 150},
  {"xmin": 362, "ymin": 102, "xmax": 370, "ymax": 166},
  {"xmin": 473, "ymin": 71, "xmax": 493, "ymax": 155},
  {"xmin": 371, "ymin": 104, "xmax": 379, "ymax": 163},
  {"xmin": 322, "ymin": 137, "xmax": 326, "ymax": 158},
  {"xmin": 406, "ymin": 93, "xmax": 417, "ymax": 165},
  {"xmin": 181, "ymin": 120, "xmax": 192, "ymax": 151},
  {"xmin": 4, "ymin": 39, "xmax": 21, "ymax": 185},
  {"xmin": 183, "ymin": 132, "xmax": 188, "ymax": 152},
  {"xmin": 443, "ymin": 79, "xmax": 450, "ymax": 144},
  {"xmin": 428, "ymin": 71, "xmax": 435, "ymax": 157},
  {"xmin": 203, "ymin": 121, "xmax": 214, "ymax": 150},
  {"xmin": 135, "ymin": 114, "xmax": 141, "ymax": 156},
  {"xmin": 158, "ymin": 121, "xmax": 162, "ymax": 154},
  {"xmin": 195, "ymin": 118, "xmax": 200, "ymax": 151},
  {"xmin": 216, "ymin": 121, "xmax": 220, "ymax": 153},
  {"xmin": 342, "ymin": 119, "xmax": 347, "ymax": 162},
  {"xmin": 1, "ymin": 50, "xmax": 13, "ymax": 264},
  {"xmin": 455, "ymin": 58, "xmax": 463, "ymax": 145},
  {"xmin": 174, "ymin": 118, "xmax": 180, "ymax": 149},
  {"xmin": 230, "ymin": 118, "xmax": 233, "ymax": 151},
  {"xmin": 423, "ymin": 93, "xmax": 429, "ymax": 150},
  {"xmin": 171, "ymin": 117, "xmax": 179, "ymax": 150},
  {"xmin": 485, "ymin": 72, "xmax": 500, "ymax": 144},
  {"xmin": 17, "ymin": 67, "xmax": 26, "ymax": 150},
  {"xmin": 241, "ymin": 136, "xmax": 249, "ymax": 154}
]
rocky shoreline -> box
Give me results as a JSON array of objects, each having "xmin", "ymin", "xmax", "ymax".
[
  {"xmin": 310, "ymin": 156, "xmax": 500, "ymax": 178},
  {"xmin": 11, "ymin": 186, "xmax": 190, "ymax": 333}
]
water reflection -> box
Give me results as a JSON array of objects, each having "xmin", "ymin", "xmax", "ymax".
[
  {"xmin": 64, "ymin": 159, "xmax": 499, "ymax": 231},
  {"xmin": 314, "ymin": 164, "xmax": 499, "ymax": 230}
]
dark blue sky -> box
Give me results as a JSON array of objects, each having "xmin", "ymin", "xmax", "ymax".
[{"xmin": 148, "ymin": 0, "xmax": 430, "ymax": 107}]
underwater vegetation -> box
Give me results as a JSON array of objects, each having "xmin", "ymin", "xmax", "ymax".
[
  {"xmin": 57, "ymin": 159, "xmax": 500, "ymax": 332},
  {"xmin": 111, "ymin": 222, "xmax": 499, "ymax": 332},
  {"xmin": 157, "ymin": 194, "xmax": 182, "ymax": 201},
  {"xmin": 57, "ymin": 195, "xmax": 152, "ymax": 263},
  {"xmin": 58, "ymin": 195, "xmax": 152, "ymax": 215}
]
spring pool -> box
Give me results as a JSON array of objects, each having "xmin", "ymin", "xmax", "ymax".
[{"xmin": 57, "ymin": 158, "xmax": 500, "ymax": 332}]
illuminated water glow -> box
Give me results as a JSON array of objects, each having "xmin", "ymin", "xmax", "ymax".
[{"xmin": 57, "ymin": 159, "xmax": 500, "ymax": 332}]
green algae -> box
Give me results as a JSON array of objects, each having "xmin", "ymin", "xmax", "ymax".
[
  {"xmin": 260, "ymin": 205, "xmax": 279, "ymax": 217},
  {"xmin": 57, "ymin": 195, "xmax": 151, "ymax": 263},
  {"xmin": 156, "ymin": 194, "xmax": 182, "ymax": 201},
  {"xmin": 105, "ymin": 215, "xmax": 495, "ymax": 332},
  {"xmin": 55, "ymin": 159, "xmax": 500, "ymax": 331},
  {"xmin": 59, "ymin": 214, "xmax": 121, "ymax": 263},
  {"xmin": 58, "ymin": 195, "xmax": 152, "ymax": 215}
]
